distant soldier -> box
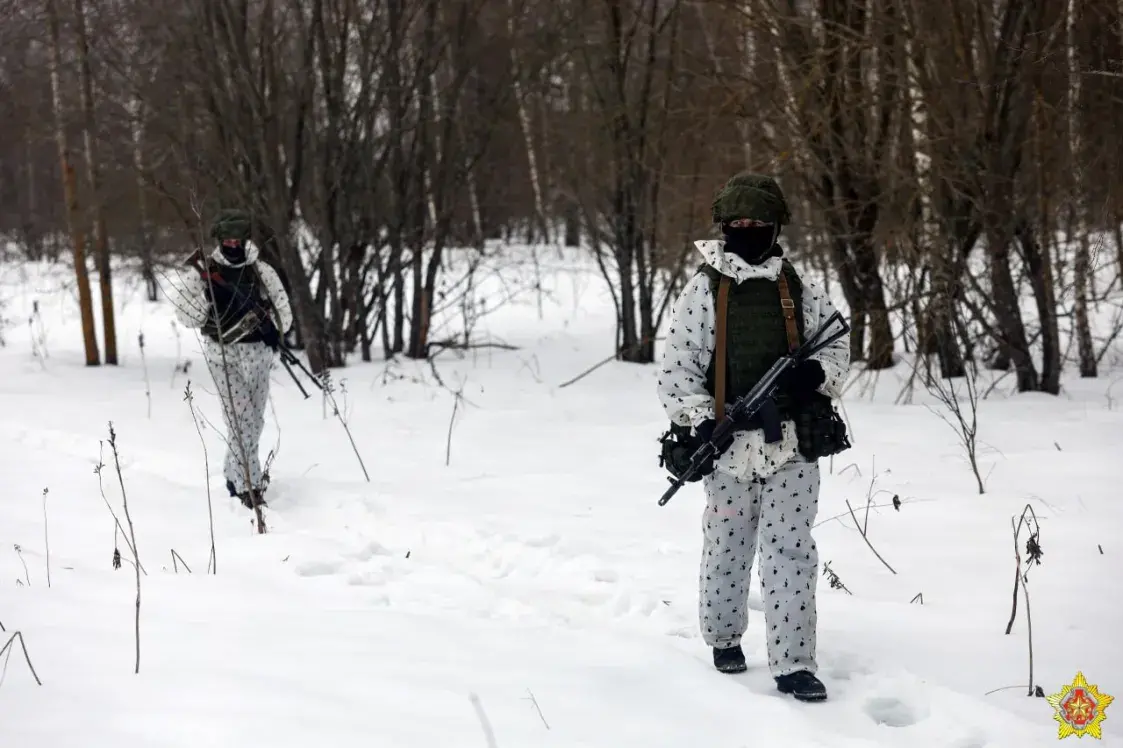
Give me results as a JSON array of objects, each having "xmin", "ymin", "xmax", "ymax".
[
  {"xmin": 175, "ymin": 209, "xmax": 293, "ymax": 510},
  {"xmin": 656, "ymin": 173, "xmax": 851, "ymax": 702}
]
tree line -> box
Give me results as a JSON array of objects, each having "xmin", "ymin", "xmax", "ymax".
[{"xmin": 1, "ymin": 0, "xmax": 1121, "ymax": 391}]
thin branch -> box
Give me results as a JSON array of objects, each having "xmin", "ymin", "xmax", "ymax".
[{"xmin": 0, "ymin": 631, "xmax": 43, "ymax": 686}]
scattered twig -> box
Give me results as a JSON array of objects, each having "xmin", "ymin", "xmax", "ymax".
[
  {"xmin": 42, "ymin": 488, "xmax": 50, "ymax": 588},
  {"xmin": 469, "ymin": 692, "xmax": 500, "ymax": 748},
  {"xmin": 170, "ymin": 549, "xmax": 193, "ymax": 574},
  {"xmin": 557, "ymin": 336, "xmax": 662, "ymax": 388},
  {"xmin": 910, "ymin": 593, "xmax": 924, "ymax": 604},
  {"xmin": 96, "ymin": 447, "xmax": 147, "ymax": 576},
  {"xmin": 184, "ymin": 382, "xmax": 217, "ymax": 574},
  {"xmin": 0, "ymin": 631, "xmax": 43, "ymax": 686},
  {"xmin": 822, "ymin": 562, "xmax": 853, "ymax": 595},
  {"xmin": 984, "ymin": 684, "xmax": 1035, "ymax": 697},
  {"xmin": 107, "ymin": 422, "xmax": 142, "ymax": 674},
  {"xmin": 845, "ymin": 499, "xmax": 898, "ymax": 575},
  {"xmin": 525, "ymin": 689, "xmax": 550, "ymax": 730}
]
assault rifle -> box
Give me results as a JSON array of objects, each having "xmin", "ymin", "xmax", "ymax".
[
  {"xmin": 657, "ymin": 310, "xmax": 850, "ymax": 506},
  {"xmin": 184, "ymin": 249, "xmax": 323, "ymax": 399}
]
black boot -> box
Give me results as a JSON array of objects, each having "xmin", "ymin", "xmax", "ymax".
[
  {"xmin": 712, "ymin": 645, "xmax": 747, "ymax": 673},
  {"xmin": 775, "ymin": 670, "xmax": 827, "ymax": 702}
]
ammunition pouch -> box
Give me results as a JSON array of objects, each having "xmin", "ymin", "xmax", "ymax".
[
  {"xmin": 793, "ymin": 393, "xmax": 851, "ymax": 460},
  {"xmin": 202, "ymin": 307, "xmax": 267, "ymax": 346}
]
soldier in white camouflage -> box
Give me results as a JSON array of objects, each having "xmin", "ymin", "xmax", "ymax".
[{"xmin": 656, "ymin": 173, "xmax": 851, "ymax": 702}]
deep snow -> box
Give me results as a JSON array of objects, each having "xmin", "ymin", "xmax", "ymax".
[{"xmin": 1, "ymin": 245, "xmax": 1121, "ymax": 747}]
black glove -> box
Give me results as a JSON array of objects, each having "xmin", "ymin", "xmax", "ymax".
[
  {"xmin": 784, "ymin": 360, "xmax": 825, "ymax": 400},
  {"xmin": 257, "ymin": 317, "xmax": 281, "ymax": 350},
  {"xmin": 692, "ymin": 418, "xmax": 718, "ymax": 478}
]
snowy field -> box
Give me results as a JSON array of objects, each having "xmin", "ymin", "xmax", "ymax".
[{"xmin": 1, "ymin": 244, "xmax": 1121, "ymax": 747}]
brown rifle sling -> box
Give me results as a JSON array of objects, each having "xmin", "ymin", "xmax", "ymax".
[
  {"xmin": 714, "ymin": 275, "xmax": 731, "ymax": 422},
  {"xmin": 776, "ymin": 270, "xmax": 800, "ymax": 353}
]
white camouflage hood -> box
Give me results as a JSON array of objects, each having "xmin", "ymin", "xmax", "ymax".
[{"xmin": 694, "ymin": 239, "xmax": 783, "ymax": 284}]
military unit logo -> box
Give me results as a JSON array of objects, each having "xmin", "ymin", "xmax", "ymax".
[{"xmin": 1047, "ymin": 672, "xmax": 1113, "ymax": 739}]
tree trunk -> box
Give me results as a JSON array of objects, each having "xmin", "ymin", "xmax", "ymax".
[
  {"xmin": 1073, "ymin": 230, "xmax": 1096, "ymax": 377},
  {"xmin": 74, "ymin": 0, "xmax": 117, "ymax": 363},
  {"xmin": 46, "ymin": 0, "xmax": 100, "ymax": 366},
  {"xmin": 130, "ymin": 96, "xmax": 157, "ymax": 302},
  {"xmin": 1017, "ymin": 222, "xmax": 1061, "ymax": 393},
  {"xmin": 987, "ymin": 227, "xmax": 1039, "ymax": 391}
]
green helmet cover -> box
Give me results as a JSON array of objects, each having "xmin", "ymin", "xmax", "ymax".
[
  {"xmin": 209, "ymin": 208, "xmax": 254, "ymax": 242},
  {"xmin": 711, "ymin": 173, "xmax": 791, "ymax": 225}
]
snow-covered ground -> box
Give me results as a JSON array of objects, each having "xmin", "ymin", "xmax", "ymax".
[{"xmin": 1, "ymin": 245, "xmax": 1121, "ymax": 747}]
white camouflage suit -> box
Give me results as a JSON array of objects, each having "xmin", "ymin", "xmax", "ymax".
[
  {"xmin": 656, "ymin": 239, "xmax": 849, "ymax": 677},
  {"xmin": 173, "ymin": 243, "xmax": 293, "ymax": 498}
]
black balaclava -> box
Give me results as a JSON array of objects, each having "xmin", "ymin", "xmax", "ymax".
[
  {"xmin": 220, "ymin": 239, "xmax": 247, "ymax": 265},
  {"xmin": 721, "ymin": 221, "xmax": 780, "ymax": 265}
]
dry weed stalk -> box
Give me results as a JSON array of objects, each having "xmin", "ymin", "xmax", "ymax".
[
  {"xmin": 138, "ymin": 331, "xmax": 151, "ymax": 418},
  {"xmin": 107, "ymin": 422, "xmax": 142, "ymax": 674},
  {"xmin": 42, "ymin": 488, "xmax": 50, "ymax": 588},
  {"xmin": 184, "ymin": 382, "xmax": 218, "ymax": 573},
  {"xmin": 170, "ymin": 549, "xmax": 193, "ymax": 573},
  {"xmin": 322, "ymin": 371, "xmax": 370, "ymax": 482},
  {"xmin": 1004, "ymin": 503, "xmax": 1045, "ymax": 698},
  {"xmin": 0, "ymin": 631, "xmax": 43, "ymax": 686}
]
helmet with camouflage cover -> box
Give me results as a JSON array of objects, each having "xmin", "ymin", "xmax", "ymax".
[
  {"xmin": 711, "ymin": 172, "xmax": 791, "ymax": 226},
  {"xmin": 209, "ymin": 208, "xmax": 254, "ymax": 242}
]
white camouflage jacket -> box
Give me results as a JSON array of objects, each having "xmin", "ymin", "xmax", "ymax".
[
  {"xmin": 656, "ymin": 239, "xmax": 850, "ymax": 480},
  {"xmin": 173, "ymin": 242, "xmax": 294, "ymax": 336}
]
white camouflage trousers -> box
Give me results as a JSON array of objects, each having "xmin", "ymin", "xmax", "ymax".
[
  {"xmin": 699, "ymin": 456, "xmax": 821, "ymax": 677},
  {"xmin": 203, "ymin": 338, "xmax": 274, "ymax": 496}
]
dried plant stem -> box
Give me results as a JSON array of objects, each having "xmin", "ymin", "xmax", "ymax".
[
  {"xmin": 96, "ymin": 446, "xmax": 147, "ymax": 576},
  {"xmin": 323, "ymin": 374, "xmax": 370, "ymax": 482},
  {"xmin": 445, "ymin": 384, "xmax": 465, "ymax": 467},
  {"xmin": 844, "ymin": 500, "xmax": 897, "ymax": 574},
  {"xmin": 1004, "ymin": 504, "xmax": 1044, "ymax": 697},
  {"xmin": 139, "ymin": 332, "xmax": 151, "ymax": 418},
  {"xmin": 184, "ymin": 382, "xmax": 217, "ymax": 573},
  {"xmin": 526, "ymin": 689, "xmax": 550, "ymax": 730},
  {"xmin": 1022, "ymin": 572, "xmax": 1035, "ymax": 697},
  {"xmin": 42, "ymin": 488, "xmax": 50, "ymax": 588},
  {"xmin": 170, "ymin": 549, "xmax": 192, "ymax": 573},
  {"xmin": 14, "ymin": 545, "xmax": 30, "ymax": 586},
  {"xmin": 107, "ymin": 423, "xmax": 142, "ymax": 674},
  {"xmin": 0, "ymin": 631, "xmax": 43, "ymax": 686}
]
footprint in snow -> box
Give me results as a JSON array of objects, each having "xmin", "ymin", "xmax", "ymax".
[{"xmin": 863, "ymin": 696, "xmax": 920, "ymax": 728}]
